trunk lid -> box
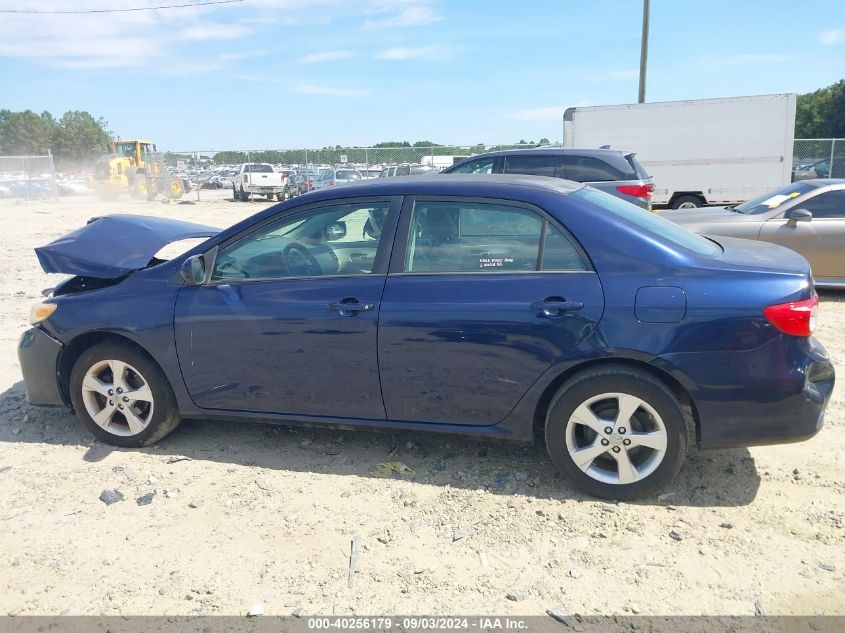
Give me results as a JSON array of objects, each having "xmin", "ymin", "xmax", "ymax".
[
  {"xmin": 709, "ymin": 234, "xmax": 810, "ymax": 275},
  {"xmin": 36, "ymin": 214, "xmax": 219, "ymax": 278}
]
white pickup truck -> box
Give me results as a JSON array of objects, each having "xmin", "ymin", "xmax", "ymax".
[{"xmin": 233, "ymin": 163, "xmax": 287, "ymax": 201}]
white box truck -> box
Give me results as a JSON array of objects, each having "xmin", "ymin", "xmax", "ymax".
[{"xmin": 562, "ymin": 94, "xmax": 796, "ymax": 209}]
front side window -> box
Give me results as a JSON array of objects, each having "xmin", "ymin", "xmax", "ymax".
[
  {"xmin": 404, "ymin": 201, "xmax": 585, "ymax": 273},
  {"xmin": 798, "ymin": 190, "xmax": 845, "ymax": 219},
  {"xmin": 212, "ymin": 202, "xmax": 392, "ymax": 281},
  {"xmin": 448, "ymin": 157, "xmax": 495, "ymax": 174}
]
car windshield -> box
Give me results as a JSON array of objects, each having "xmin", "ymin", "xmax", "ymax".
[
  {"xmin": 575, "ymin": 188, "xmax": 721, "ymax": 256},
  {"xmin": 733, "ymin": 182, "xmax": 818, "ymax": 214}
]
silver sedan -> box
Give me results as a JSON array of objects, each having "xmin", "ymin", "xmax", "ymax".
[{"xmin": 662, "ymin": 179, "xmax": 845, "ymax": 288}]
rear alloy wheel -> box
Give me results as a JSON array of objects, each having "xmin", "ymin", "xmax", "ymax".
[
  {"xmin": 545, "ymin": 366, "xmax": 691, "ymax": 500},
  {"xmin": 69, "ymin": 342, "xmax": 181, "ymax": 447},
  {"xmin": 671, "ymin": 195, "xmax": 703, "ymax": 209}
]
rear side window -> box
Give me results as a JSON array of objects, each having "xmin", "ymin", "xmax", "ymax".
[
  {"xmin": 396, "ymin": 165, "xmax": 411, "ymax": 176},
  {"xmin": 403, "ymin": 201, "xmax": 586, "ymax": 273},
  {"xmin": 560, "ymin": 154, "xmax": 636, "ymax": 182},
  {"xmin": 503, "ymin": 154, "xmax": 556, "ymax": 177},
  {"xmin": 575, "ymin": 188, "xmax": 720, "ymax": 256}
]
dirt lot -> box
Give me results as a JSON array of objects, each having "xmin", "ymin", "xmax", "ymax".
[{"xmin": 0, "ymin": 191, "xmax": 842, "ymax": 618}]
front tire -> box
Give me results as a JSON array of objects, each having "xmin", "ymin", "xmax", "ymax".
[
  {"xmin": 545, "ymin": 365, "xmax": 691, "ymax": 500},
  {"xmin": 69, "ymin": 342, "xmax": 181, "ymax": 448}
]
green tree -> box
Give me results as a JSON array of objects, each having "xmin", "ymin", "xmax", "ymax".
[
  {"xmin": 54, "ymin": 111, "xmax": 111, "ymax": 162},
  {"xmin": 0, "ymin": 110, "xmax": 57, "ymax": 154},
  {"xmin": 796, "ymin": 80, "xmax": 845, "ymax": 138},
  {"xmin": 538, "ymin": 137, "xmax": 551, "ymax": 145}
]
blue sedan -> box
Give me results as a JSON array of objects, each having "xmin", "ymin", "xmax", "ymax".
[{"xmin": 18, "ymin": 175, "xmax": 834, "ymax": 499}]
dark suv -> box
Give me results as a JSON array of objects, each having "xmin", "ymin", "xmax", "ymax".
[{"xmin": 443, "ymin": 148, "xmax": 654, "ymax": 210}]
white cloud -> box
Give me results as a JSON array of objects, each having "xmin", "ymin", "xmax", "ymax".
[
  {"xmin": 820, "ymin": 28, "xmax": 844, "ymax": 45},
  {"xmin": 511, "ymin": 106, "xmax": 566, "ymax": 122},
  {"xmin": 589, "ymin": 68, "xmax": 639, "ymax": 82},
  {"xmin": 296, "ymin": 50, "xmax": 353, "ymax": 64},
  {"xmin": 291, "ymin": 84, "xmax": 365, "ymax": 97},
  {"xmin": 511, "ymin": 102, "xmax": 593, "ymax": 122},
  {"xmin": 364, "ymin": 5, "xmax": 441, "ymax": 29},
  {"xmin": 708, "ymin": 53, "xmax": 790, "ymax": 66},
  {"xmin": 181, "ymin": 23, "xmax": 252, "ymax": 40},
  {"xmin": 375, "ymin": 45, "xmax": 454, "ymax": 61},
  {"xmin": 217, "ymin": 49, "xmax": 267, "ymax": 62}
]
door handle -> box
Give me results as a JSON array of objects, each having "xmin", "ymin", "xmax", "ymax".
[
  {"xmin": 329, "ymin": 298, "xmax": 374, "ymax": 315},
  {"xmin": 531, "ymin": 297, "xmax": 584, "ymax": 317}
]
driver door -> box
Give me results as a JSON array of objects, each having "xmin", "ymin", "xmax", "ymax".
[{"xmin": 174, "ymin": 197, "xmax": 400, "ymax": 418}]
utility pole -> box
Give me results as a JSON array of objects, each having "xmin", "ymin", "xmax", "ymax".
[{"xmin": 638, "ymin": 0, "xmax": 650, "ymax": 103}]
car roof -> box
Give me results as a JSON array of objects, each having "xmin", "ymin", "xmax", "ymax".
[
  {"xmin": 810, "ymin": 178, "xmax": 845, "ymax": 187},
  {"xmin": 455, "ymin": 147, "xmax": 634, "ymax": 160},
  {"xmin": 300, "ymin": 174, "xmax": 584, "ymax": 201}
]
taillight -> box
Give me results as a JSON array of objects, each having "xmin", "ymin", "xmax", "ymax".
[
  {"xmin": 616, "ymin": 184, "xmax": 653, "ymax": 198},
  {"xmin": 244, "ymin": 173, "xmax": 249, "ymax": 183},
  {"xmin": 330, "ymin": 180, "xmax": 336, "ymax": 186},
  {"xmin": 763, "ymin": 295, "xmax": 818, "ymax": 337}
]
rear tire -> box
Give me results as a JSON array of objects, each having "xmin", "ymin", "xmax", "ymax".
[
  {"xmin": 671, "ymin": 195, "xmax": 704, "ymax": 209},
  {"xmin": 545, "ymin": 365, "xmax": 691, "ymax": 500},
  {"xmin": 69, "ymin": 342, "xmax": 181, "ymax": 448}
]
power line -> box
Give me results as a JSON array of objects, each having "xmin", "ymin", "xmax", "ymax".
[{"xmin": 0, "ymin": 0, "xmax": 244, "ymax": 14}]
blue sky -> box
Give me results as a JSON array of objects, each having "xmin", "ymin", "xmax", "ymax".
[{"xmin": 0, "ymin": 0, "xmax": 843, "ymax": 151}]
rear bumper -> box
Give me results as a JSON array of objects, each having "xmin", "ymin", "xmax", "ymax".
[
  {"xmin": 18, "ymin": 327, "xmax": 66, "ymax": 407},
  {"xmin": 656, "ymin": 336, "xmax": 834, "ymax": 449}
]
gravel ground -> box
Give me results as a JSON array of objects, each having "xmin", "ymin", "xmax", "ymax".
[{"xmin": 0, "ymin": 191, "xmax": 842, "ymax": 617}]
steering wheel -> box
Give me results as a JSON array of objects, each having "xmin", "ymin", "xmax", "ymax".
[{"xmin": 282, "ymin": 242, "xmax": 322, "ymax": 276}]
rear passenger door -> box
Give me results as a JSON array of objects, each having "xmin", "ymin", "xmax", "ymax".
[{"xmin": 378, "ymin": 197, "xmax": 605, "ymax": 426}]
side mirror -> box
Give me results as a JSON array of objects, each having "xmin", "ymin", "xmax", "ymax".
[
  {"xmin": 788, "ymin": 208, "xmax": 813, "ymax": 224},
  {"xmin": 325, "ymin": 221, "xmax": 347, "ymax": 241},
  {"xmin": 180, "ymin": 255, "xmax": 206, "ymax": 285}
]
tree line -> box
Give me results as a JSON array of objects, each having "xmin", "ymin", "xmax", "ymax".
[{"xmin": 0, "ymin": 110, "xmax": 111, "ymax": 165}]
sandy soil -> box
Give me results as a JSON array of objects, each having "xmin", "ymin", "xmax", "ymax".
[{"xmin": 0, "ymin": 191, "xmax": 842, "ymax": 617}]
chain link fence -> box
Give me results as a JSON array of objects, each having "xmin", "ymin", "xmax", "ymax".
[
  {"xmin": 0, "ymin": 154, "xmax": 58, "ymax": 200},
  {"xmin": 792, "ymin": 139, "xmax": 845, "ymax": 180}
]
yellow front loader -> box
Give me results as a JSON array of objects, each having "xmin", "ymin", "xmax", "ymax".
[{"xmin": 91, "ymin": 140, "xmax": 185, "ymax": 200}]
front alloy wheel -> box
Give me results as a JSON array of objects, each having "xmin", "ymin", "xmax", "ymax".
[
  {"xmin": 70, "ymin": 341, "xmax": 181, "ymax": 447},
  {"xmin": 81, "ymin": 359, "xmax": 154, "ymax": 436}
]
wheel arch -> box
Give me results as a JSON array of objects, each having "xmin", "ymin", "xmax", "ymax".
[
  {"xmin": 57, "ymin": 330, "xmax": 169, "ymax": 407},
  {"xmin": 668, "ymin": 192, "xmax": 707, "ymax": 207},
  {"xmin": 532, "ymin": 357, "xmax": 701, "ymax": 444}
]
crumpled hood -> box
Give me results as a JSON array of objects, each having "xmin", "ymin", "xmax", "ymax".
[{"xmin": 35, "ymin": 214, "xmax": 219, "ymax": 278}]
